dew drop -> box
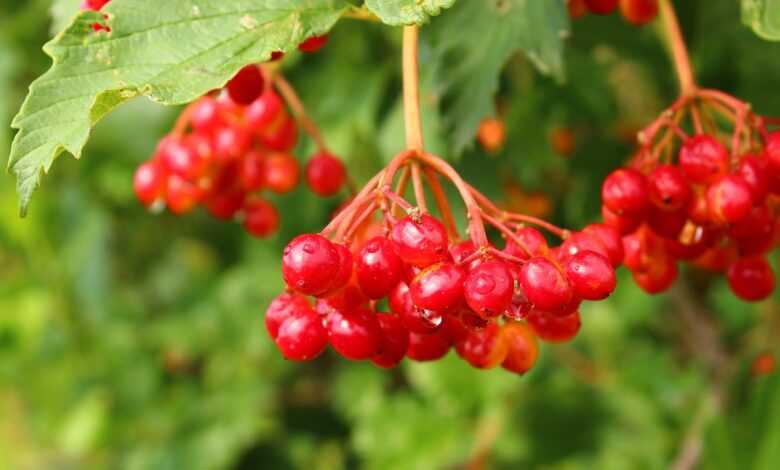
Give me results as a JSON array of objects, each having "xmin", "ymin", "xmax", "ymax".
[{"xmin": 302, "ymin": 243, "xmax": 315, "ymax": 254}]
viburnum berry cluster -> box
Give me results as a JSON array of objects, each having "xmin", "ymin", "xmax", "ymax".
[
  {"xmin": 133, "ymin": 49, "xmax": 346, "ymax": 238},
  {"xmin": 568, "ymin": 0, "xmax": 658, "ymax": 25}
]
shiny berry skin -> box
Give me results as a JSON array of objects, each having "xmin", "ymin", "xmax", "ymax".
[
  {"xmin": 501, "ymin": 322, "xmax": 539, "ymax": 375},
  {"xmin": 165, "ymin": 174, "xmax": 200, "ymax": 214},
  {"xmin": 356, "ymin": 237, "xmax": 403, "ymax": 299},
  {"xmin": 620, "ymin": 0, "xmax": 658, "ymax": 25},
  {"xmin": 679, "ymin": 135, "xmax": 729, "ymax": 184},
  {"xmin": 526, "ymin": 310, "xmax": 581, "ymax": 343},
  {"xmin": 632, "ymin": 257, "xmax": 678, "ymax": 294},
  {"xmin": 584, "ymin": 0, "xmax": 618, "ymax": 14},
  {"xmin": 226, "ymin": 65, "xmax": 265, "ymax": 105},
  {"xmin": 764, "ymin": 130, "xmax": 780, "ymax": 174},
  {"xmin": 305, "ymin": 152, "xmax": 347, "ymax": 196},
  {"xmin": 390, "ymin": 282, "xmax": 443, "ymax": 333},
  {"xmin": 298, "ymin": 34, "xmax": 329, "ymax": 53},
  {"xmin": 245, "ymin": 90, "xmax": 284, "ymax": 129},
  {"xmin": 327, "ymin": 243, "xmax": 354, "ymax": 295},
  {"xmin": 406, "ymin": 329, "xmax": 451, "ymax": 361},
  {"xmin": 558, "ymin": 231, "xmax": 611, "ymax": 264},
  {"xmin": 410, "ymin": 262, "xmax": 466, "ymax": 312},
  {"xmin": 730, "ymin": 206, "xmax": 774, "ymax": 256},
  {"xmin": 504, "ymin": 226, "xmax": 548, "ymax": 259},
  {"xmin": 707, "ymin": 174, "xmax": 753, "ymax": 224},
  {"xmin": 243, "ymin": 196, "xmax": 280, "ymax": 238},
  {"xmin": 275, "ymin": 308, "xmax": 328, "ymax": 361},
  {"xmin": 263, "ymin": 153, "xmax": 300, "ymax": 194},
  {"xmin": 646, "ymin": 206, "xmax": 687, "ymax": 240},
  {"xmin": 157, "ymin": 136, "xmax": 204, "ymax": 181},
  {"xmin": 133, "ymin": 161, "xmax": 166, "ymax": 207},
  {"xmin": 602, "ymin": 205, "xmax": 641, "ymax": 235},
  {"xmin": 372, "ymin": 313, "xmax": 409, "ymax": 369},
  {"xmin": 455, "ymin": 322, "xmax": 508, "ymax": 369},
  {"xmin": 391, "ymin": 215, "xmax": 449, "ymax": 268},
  {"xmin": 240, "ymin": 150, "xmax": 266, "ymax": 191},
  {"xmin": 602, "ymin": 168, "xmax": 649, "ymax": 215},
  {"xmin": 326, "ymin": 307, "xmax": 382, "ymax": 360},
  {"xmin": 205, "ymin": 189, "xmax": 245, "ymax": 220},
  {"xmin": 565, "ymin": 251, "xmax": 616, "ymax": 301},
  {"xmin": 190, "ymin": 96, "xmax": 224, "ymax": 132},
  {"xmin": 213, "ymin": 125, "xmax": 252, "ymax": 161},
  {"xmin": 265, "ymin": 293, "xmax": 311, "ymax": 339},
  {"xmin": 519, "ymin": 257, "xmax": 573, "ymax": 311},
  {"xmin": 260, "ymin": 115, "xmax": 298, "ymax": 152},
  {"xmin": 282, "ymin": 234, "xmax": 342, "ymax": 296},
  {"xmin": 736, "ymin": 155, "xmax": 769, "ymax": 203},
  {"xmin": 450, "ymin": 240, "xmax": 477, "ymax": 264},
  {"xmin": 727, "ymin": 256, "xmax": 775, "ymax": 301},
  {"xmin": 648, "ymin": 164, "xmax": 691, "ymax": 211},
  {"xmin": 81, "ymin": 0, "xmax": 109, "ymax": 10},
  {"xmin": 582, "ymin": 224, "xmax": 624, "ymax": 267},
  {"xmin": 464, "ymin": 260, "xmax": 514, "ymax": 318}
]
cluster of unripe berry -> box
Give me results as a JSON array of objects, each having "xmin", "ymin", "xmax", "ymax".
[
  {"xmin": 133, "ymin": 56, "xmax": 345, "ymax": 238},
  {"xmin": 265, "ymin": 149, "xmax": 623, "ymax": 372},
  {"xmin": 568, "ymin": 0, "xmax": 658, "ymax": 25},
  {"xmin": 601, "ymin": 90, "xmax": 780, "ymax": 300}
]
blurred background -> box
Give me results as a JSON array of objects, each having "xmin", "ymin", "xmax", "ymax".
[{"xmin": 2, "ymin": 1, "xmax": 780, "ymax": 469}]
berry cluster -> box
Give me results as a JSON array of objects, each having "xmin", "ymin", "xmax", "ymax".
[
  {"xmin": 568, "ymin": 0, "xmax": 658, "ymax": 25},
  {"xmin": 133, "ymin": 64, "xmax": 347, "ymax": 238},
  {"xmin": 600, "ymin": 88, "xmax": 780, "ymax": 300},
  {"xmin": 266, "ymin": 149, "xmax": 623, "ymax": 373}
]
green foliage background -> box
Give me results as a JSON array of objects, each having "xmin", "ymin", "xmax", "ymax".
[{"xmin": 1, "ymin": 1, "xmax": 780, "ymax": 469}]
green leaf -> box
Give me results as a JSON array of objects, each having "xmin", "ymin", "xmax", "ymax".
[
  {"xmin": 8, "ymin": 0, "xmax": 348, "ymax": 216},
  {"xmin": 364, "ymin": 0, "xmax": 456, "ymax": 25},
  {"xmin": 50, "ymin": 0, "xmax": 81, "ymax": 35},
  {"xmin": 428, "ymin": 0, "xmax": 568, "ymax": 154},
  {"xmin": 742, "ymin": 0, "xmax": 780, "ymax": 40}
]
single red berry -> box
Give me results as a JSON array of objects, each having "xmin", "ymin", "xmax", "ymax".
[
  {"xmin": 275, "ymin": 308, "xmax": 328, "ymax": 361},
  {"xmin": 584, "ymin": 0, "xmax": 618, "ymax": 14},
  {"xmin": 325, "ymin": 243, "xmax": 354, "ymax": 295},
  {"xmin": 326, "ymin": 307, "xmax": 382, "ymax": 360},
  {"xmin": 501, "ymin": 322, "xmax": 539, "ymax": 375},
  {"xmin": 504, "ymin": 226, "xmax": 548, "ymax": 259},
  {"xmin": 226, "ymin": 65, "xmax": 265, "ymax": 105},
  {"xmin": 356, "ymin": 236, "xmax": 403, "ymax": 299},
  {"xmin": 764, "ymin": 130, "xmax": 780, "ymax": 175},
  {"xmin": 646, "ymin": 206, "xmax": 687, "ymax": 240},
  {"xmin": 282, "ymin": 234, "xmax": 342, "ymax": 296},
  {"xmin": 298, "ymin": 34, "xmax": 329, "ymax": 53},
  {"xmin": 565, "ymin": 251, "xmax": 617, "ymax": 301},
  {"xmin": 631, "ymin": 257, "xmax": 678, "ymax": 294},
  {"xmin": 526, "ymin": 310, "xmax": 581, "ymax": 343},
  {"xmin": 245, "ymin": 89, "xmax": 285, "ymax": 129},
  {"xmin": 727, "ymin": 256, "xmax": 775, "ymax": 301},
  {"xmin": 410, "ymin": 262, "xmax": 466, "ymax": 312},
  {"xmin": 81, "ymin": 0, "xmax": 109, "ymax": 10},
  {"xmin": 243, "ymin": 196, "xmax": 280, "ymax": 238},
  {"xmin": 390, "ymin": 282, "xmax": 443, "ymax": 333},
  {"xmin": 582, "ymin": 224, "xmax": 624, "ymax": 267},
  {"xmin": 679, "ymin": 135, "xmax": 729, "ymax": 184},
  {"xmin": 190, "ymin": 96, "xmax": 225, "ymax": 132},
  {"xmin": 263, "ymin": 153, "xmax": 300, "ymax": 194},
  {"xmin": 212, "ymin": 125, "xmax": 252, "ymax": 161},
  {"xmin": 648, "ymin": 164, "xmax": 692, "ymax": 212},
  {"xmin": 463, "ymin": 260, "xmax": 514, "ymax": 318},
  {"xmin": 406, "ymin": 329, "xmax": 451, "ymax": 362},
  {"xmin": 391, "ymin": 215, "xmax": 449, "ymax": 268},
  {"xmin": 568, "ymin": 0, "xmax": 588, "ymax": 18},
  {"xmin": 205, "ymin": 189, "xmax": 245, "ymax": 220},
  {"xmin": 239, "ymin": 150, "xmax": 266, "ymax": 191},
  {"xmin": 707, "ymin": 174, "xmax": 753, "ymax": 224},
  {"xmin": 736, "ymin": 155, "xmax": 769, "ymax": 203},
  {"xmin": 519, "ymin": 257, "xmax": 573, "ymax": 311},
  {"xmin": 602, "ymin": 168, "xmax": 649, "ymax": 215},
  {"xmin": 558, "ymin": 231, "xmax": 611, "ymax": 265},
  {"xmin": 157, "ymin": 136, "xmax": 205, "ymax": 181},
  {"xmin": 372, "ymin": 312, "xmax": 410, "ymax": 369},
  {"xmin": 476, "ymin": 118, "xmax": 506, "ymax": 153},
  {"xmin": 305, "ymin": 152, "xmax": 347, "ymax": 197},
  {"xmin": 620, "ymin": 0, "xmax": 658, "ymax": 25},
  {"xmin": 450, "ymin": 240, "xmax": 477, "ymax": 265},
  {"xmin": 165, "ymin": 174, "xmax": 200, "ymax": 214},
  {"xmin": 455, "ymin": 322, "xmax": 508, "ymax": 369},
  {"xmin": 265, "ymin": 293, "xmax": 312, "ymax": 339},
  {"xmin": 730, "ymin": 206, "xmax": 774, "ymax": 256},
  {"xmin": 260, "ymin": 115, "xmax": 298, "ymax": 152},
  {"xmin": 133, "ymin": 161, "xmax": 166, "ymax": 207}
]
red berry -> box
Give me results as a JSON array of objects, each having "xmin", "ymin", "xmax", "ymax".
[
  {"xmin": 602, "ymin": 204, "xmax": 642, "ymax": 235},
  {"xmin": 263, "ymin": 153, "xmax": 300, "ymax": 194},
  {"xmin": 504, "ymin": 226, "xmax": 549, "ymax": 259},
  {"xmin": 407, "ymin": 329, "xmax": 451, "ymax": 361},
  {"xmin": 519, "ymin": 257, "xmax": 573, "ymax": 311},
  {"xmin": 736, "ymin": 155, "xmax": 769, "ymax": 203},
  {"xmin": 157, "ymin": 136, "xmax": 204, "ymax": 181},
  {"xmin": 356, "ymin": 237, "xmax": 403, "ymax": 299},
  {"xmin": 260, "ymin": 115, "xmax": 298, "ymax": 152},
  {"xmin": 450, "ymin": 240, "xmax": 478, "ymax": 265},
  {"xmin": 463, "ymin": 260, "xmax": 514, "ymax": 318},
  {"xmin": 327, "ymin": 243, "xmax": 354, "ymax": 295},
  {"xmin": 133, "ymin": 161, "xmax": 166, "ymax": 207},
  {"xmin": 240, "ymin": 150, "xmax": 266, "ymax": 191},
  {"xmin": 455, "ymin": 322, "xmax": 508, "ymax": 369},
  {"xmin": 81, "ymin": 0, "xmax": 109, "ymax": 10},
  {"xmin": 391, "ymin": 215, "xmax": 449, "ymax": 268},
  {"xmin": 526, "ymin": 310, "xmax": 581, "ymax": 343},
  {"xmin": 501, "ymin": 322, "xmax": 539, "ymax": 375},
  {"xmin": 584, "ymin": 0, "xmax": 618, "ymax": 14},
  {"xmin": 764, "ymin": 130, "xmax": 780, "ymax": 175},
  {"xmin": 707, "ymin": 174, "xmax": 753, "ymax": 224},
  {"xmin": 582, "ymin": 224, "xmax": 624, "ymax": 267},
  {"xmin": 245, "ymin": 89, "xmax": 284, "ymax": 129},
  {"xmin": 727, "ymin": 256, "xmax": 775, "ymax": 301},
  {"xmin": 730, "ymin": 206, "xmax": 774, "ymax": 256},
  {"xmin": 410, "ymin": 262, "xmax": 466, "ymax": 312},
  {"xmin": 648, "ymin": 164, "xmax": 692, "ymax": 211},
  {"xmin": 565, "ymin": 251, "xmax": 616, "ymax": 300},
  {"xmin": 305, "ymin": 152, "xmax": 347, "ymax": 197},
  {"xmin": 646, "ymin": 206, "xmax": 687, "ymax": 240},
  {"xmin": 282, "ymin": 234, "xmax": 342, "ymax": 296},
  {"xmin": 372, "ymin": 312, "xmax": 409, "ymax": 369},
  {"xmin": 165, "ymin": 174, "xmax": 200, "ymax": 214},
  {"xmin": 558, "ymin": 231, "xmax": 611, "ymax": 264},
  {"xmin": 298, "ymin": 35, "xmax": 329, "ymax": 53},
  {"xmin": 679, "ymin": 135, "xmax": 729, "ymax": 184},
  {"xmin": 326, "ymin": 307, "xmax": 382, "ymax": 360},
  {"xmin": 275, "ymin": 307, "xmax": 328, "ymax": 361},
  {"xmin": 205, "ymin": 189, "xmax": 245, "ymax": 220},
  {"xmin": 620, "ymin": 0, "xmax": 658, "ymax": 25},
  {"xmin": 390, "ymin": 282, "xmax": 443, "ymax": 333},
  {"xmin": 243, "ymin": 196, "xmax": 280, "ymax": 238},
  {"xmin": 568, "ymin": 0, "xmax": 588, "ymax": 18},
  {"xmin": 632, "ymin": 257, "xmax": 678, "ymax": 294},
  {"xmin": 265, "ymin": 293, "xmax": 311, "ymax": 339},
  {"xmin": 212, "ymin": 125, "xmax": 252, "ymax": 161},
  {"xmin": 602, "ymin": 168, "xmax": 649, "ymax": 215},
  {"xmin": 190, "ymin": 96, "xmax": 224, "ymax": 132},
  {"xmin": 226, "ymin": 65, "xmax": 265, "ymax": 105}
]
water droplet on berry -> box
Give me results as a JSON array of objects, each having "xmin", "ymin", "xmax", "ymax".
[{"xmin": 302, "ymin": 243, "xmax": 315, "ymax": 254}]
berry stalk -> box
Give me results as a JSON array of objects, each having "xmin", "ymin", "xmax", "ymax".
[{"xmin": 658, "ymin": 0, "xmax": 697, "ymax": 96}]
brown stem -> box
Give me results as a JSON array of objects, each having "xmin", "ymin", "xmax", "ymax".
[
  {"xmin": 659, "ymin": 0, "xmax": 697, "ymax": 96},
  {"xmin": 272, "ymin": 73, "xmax": 329, "ymax": 152},
  {"xmin": 423, "ymin": 168, "xmax": 460, "ymax": 240},
  {"xmin": 411, "ymin": 162, "xmax": 428, "ymax": 212},
  {"xmin": 403, "ymin": 26, "xmax": 425, "ymax": 153}
]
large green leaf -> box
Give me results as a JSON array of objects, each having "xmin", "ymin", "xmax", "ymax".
[
  {"xmin": 364, "ymin": 0, "xmax": 456, "ymax": 25},
  {"xmin": 428, "ymin": 0, "xmax": 568, "ymax": 154},
  {"xmin": 8, "ymin": 0, "xmax": 348, "ymax": 215},
  {"xmin": 742, "ymin": 0, "xmax": 780, "ymax": 40}
]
